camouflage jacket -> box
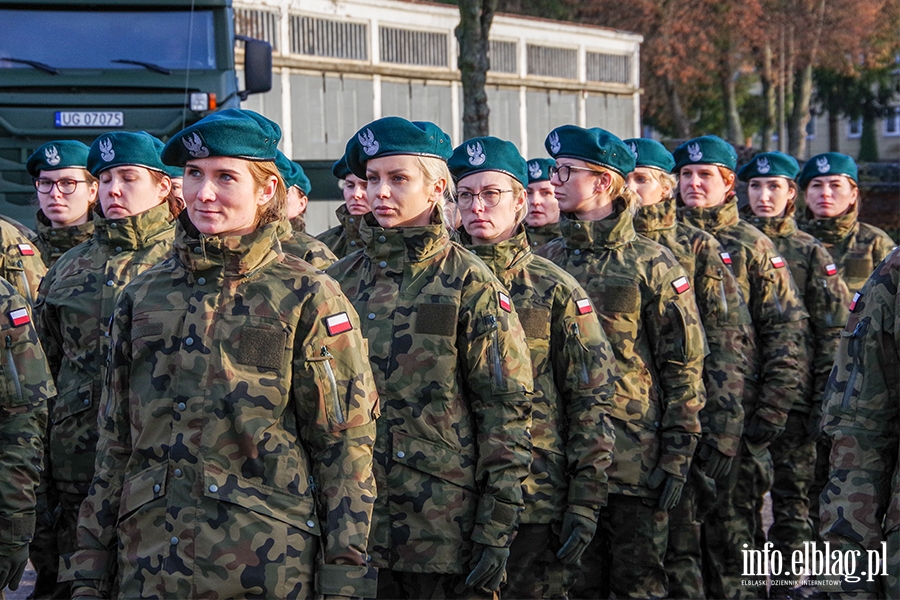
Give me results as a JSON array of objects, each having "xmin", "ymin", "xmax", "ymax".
[
  {"xmin": 283, "ymin": 216, "xmax": 338, "ymax": 270},
  {"xmin": 0, "ymin": 215, "xmax": 37, "ymax": 241},
  {"xmin": 741, "ymin": 202, "xmax": 851, "ymax": 411},
  {"xmin": 0, "ymin": 279, "xmax": 54, "ymax": 556},
  {"xmin": 63, "ymin": 216, "xmax": 378, "ymax": 599},
  {"xmin": 801, "ymin": 203, "xmax": 896, "ymax": 293},
  {"xmin": 524, "ymin": 222, "xmax": 561, "ymax": 252},
  {"xmin": 35, "ymin": 202, "xmax": 174, "ymax": 494},
  {"xmin": 679, "ymin": 197, "xmax": 809, "ymax": 427},
  {"xmin": 635, "ymin": 199, "xmax": 751, "ymax": 457},
  {"xmin": 326, "ymin": 210, "xmax": 533, "ymax": 573},
  {"xmin": 33, "ymin": 209, "xmax": 95, "ymax": 268},
  {"xmin": 0, "ymin": 219, "xmax": 47, "ymax": 308},
  {"xmin": 316, "ymin": 204, "xmax": 365, "ymax": 259},
  {"xmin": 819, "ymin": 248, "xmax": 900, "ymax": 599},
  {"xmin": 537, "ymin": 199, "xmax": 707, "ymax": 496},
  {"xmin": 465, "ymin": 228, "xmax": 617, "ymax": 523}
]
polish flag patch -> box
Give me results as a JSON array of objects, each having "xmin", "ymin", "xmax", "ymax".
[
  {"xmin": 575, "ymin": 298, "xmax": 593, "ymax": 315},
  {"xmin": 8, "ymin": 308, "xmax": 30, "ymax": 327},
  {"xmin": 824, "ymin": 263, "xmax": 837, "ymax": 276},
  {"xmin": 720, "ymin": 252, "xmax": 732, "ymax": 265},
  {"xmin": 770, "ymin": 256, "xmax": 786, "ymax": 269},
  {"xmin": 498, "ymin": 292, "xmax": 512, "ymax": 313},
  {"xmin": 17, "ymin": 244, "xmax": 34, "ymax": 256},
  {"xmin": 849, "ymin": 292, "xmax": 861, "ymax": 312},
  {"xmin": 672, "ymin": 276, "xmax": 690, "ymax": 294},
  {"xmin": 325, "ymin": 312, "xmax": 352, "ymax": 336}
]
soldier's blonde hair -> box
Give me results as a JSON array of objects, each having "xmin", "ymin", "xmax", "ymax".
[
  {"xmin": 247, "ymin": 160, "xmax": 287, "ymax": 228},
  {"xmin": 594, "ymin": 165, "xmax": 642, "ymax": 214},
  {"xmin": 414, "ymin": 156, "xmax": 456, "ymax": 224},
  {"xmin": 645, "ymin": 169, "xmax": 677, "ymax": 200}
]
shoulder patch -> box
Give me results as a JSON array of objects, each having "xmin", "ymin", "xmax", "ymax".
[
  {"xmin": 770, "ymin": 256, "xmax": 785, "ymax": 269},
  {"xmin": 824, "ymin": 263, "xmax": 837, "ymax": 276},
  {"xmin": 325, "ymin": 312, "xmax": 353, "ymax": 336},
  {"xmin": 17, "ymin": 243, "xmax": 35, "ymax": 256},
  {"xmin": 8, "ymin": 308, "xmax": 30, "ymax": 327},
  {"xmin": 672, "ymin": 276, "xmax": 690, "ymax": 294},
  {"xmin": 849, "ymin": 292, "xmax": 861, "ymax": 312},
  {"xmin": 498, "ymin": 291, "xmax": 512, "ymax": 313},
  {"xmin": 575, "ymin": 298, "xmax": 593, "ymax": 315},
  {"xmin": 720, "ymin": 251, "xmax": 732, "ymax": 265}
]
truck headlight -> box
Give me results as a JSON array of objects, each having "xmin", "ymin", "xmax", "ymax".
[{"xmin": 190, "ymin": 93, "xmax": 217, "ymax": 112}]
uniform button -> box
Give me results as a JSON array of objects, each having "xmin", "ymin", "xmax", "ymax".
[
  {"xmin": 53, "ymin": 247, "xmax": 60, "ymax": 252},
  {"xmin": 50, "ymin": 231, "xmax": 57, "ymax": 237},
  {"xmin": 106, "ymin": 279, "xmax": 114, "ymax": 286},
  {"xmin": 153, "ymin": 484, "xmax": 160, "ymax": 493},
  {"xmin": 208, "ymin": 484, "xmax": 218, "ymax": 493},
  {"xmin": 193, "ymin": 246, "xmax": 202, "ymax": 254},
  {"xmin": 306, "ymin": 520, "xmax": 316, "ymax": 528},
  {"xmin": 177, "ymin": 402, "xmax": 186, "ymax": 411},
  {"xmin": 350, "ymin": 241, "xmax": 357, "ymax": 247},
  {"xmin": 378, "ymin": 235, "xmax": 386, "ymax": 243},
  {"xmin": 115, "ymin": 246, "xmax": 122, "ymax": 253},
  {"xmin": 109, "ymin": 223, "xmax": 118, "ymax": 229},
  {"xmin": 366, "ymin": 555, "xmax": 372, "ymax": 562},
  {"xmin": 197, "ymin": 277, "xmax": 206, "ymax": 285},
  {"xmin": 532, "ymin": 241, "xmax": 538, "ymax": 247},
  {"xmin": 654, "ymin": 421, "xmax": 660, "ymax": 428},
  {"xmin": 396, "ymin": 451, "xmax": 405, "ymax": 459},
  {"xmin": 367, "ymin": 313, "xmax": 376, "ymax": 320},
  {"xmin": 83, "ymin": 398, "xmax": 90, "ymax": 406},
  {"xmin": 104, "ymin": 331, "xmax": 110, "ymax": 337},
  {"xmin": 573, "ymin": 249, "xmax": 581, "ymax": 256},
  {"xmin": 174, "ymin": 469, "xmax": 183, "ymax": 477},
  {"xmin": 379, "ymin": 261, "xmax": 387, "ymax": 268},
  {"xmin": 184, "ymin": 337, "xmax": 194, "ymax": 346},
  {"xmin": 348, "ymin": 217, "xmax": 356, "ymax": 224},
  {"xmin": 170, "ymin": 537, "xmax": 178, "ymax": 545},
  {"xmin": 574, "ymin": 223, "xmax": 582, "ymax": 229}
]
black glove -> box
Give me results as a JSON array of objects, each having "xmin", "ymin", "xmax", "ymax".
[
  {"xmin": 466, "ymin": 543, "xmax": 509, "ymax": 592},
  {"xmin": 647, "ymin": 467, "xmax": 686, "ymax": 511},
  {"xmin": 556, "ymin": 511, "xmax": 598, "ymax": 565},
  {"xmin": 0, "ymin": 544, "xmax": 28, "ymax": 591},
  {"xmin": 697, "ymin": 442, "xmax": 733, "ymax": 480},
  {"xmin": 744, "ymin": 413, "xmax": 785, "ymax": 445}
]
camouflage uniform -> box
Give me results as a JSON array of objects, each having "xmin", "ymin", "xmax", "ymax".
[
  {"xmin": 0, "ymin": 279, "xmax": 54, "ymax": 596},
  {"xmin": 326, "ymin": 210, "xmax": 533, "ymax": 596},
  {"xmin": 679, "ymin": 196, "xmax": 810, "ymax": 599},
  {"xmin": 464, "ymin": 228, "xmax": 618, "ymax": 599},
  {"xmin": 61, "ymin": 214, "xmax": 378, "ymax": 599},
  {"xmin": 634, "ymin": 198, "xmax": 752, "ymax": 598},
  {"xmin": 819, "ymin": 247, "xmax": 900, "ymax": 599},
  {"xmin": 740, "ymin": 202, "xmax": 851, "ymax": 577},
  {"xmin": 284, "ymin": 216, "xmax": 338, "ymax": 270},
  {"xmin": 0, "ymin": 219, "xmax": 47, "ymax": 309},
  {"xmin": 317, "ymin": 204, "xmax": 366, "ymax": 259},
  {"xmin": 34, "ymin": 202, "xmax": 174, "ymax": 597},
  {"xmin": 33, "ymin": 209, "xmax": 95, "ymax": 268},
  {"xmin": 537, "ymin": 199, "xmax": 707, "ymax": 599},
  {"xmin": 524, "ymin": 222, "xmax": 561, "ymax": 252}
]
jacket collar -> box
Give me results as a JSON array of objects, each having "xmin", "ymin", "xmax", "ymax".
[
  {"xmin": 634, "ymin": 198, "xmax": 677, "ymax": 235},
  {"xmin": 463, "ymin": 226, "xmax": 531, "ymax": 271},
  {"xmin": 93, "ymin": 202, "xmax": 174, "ymax": 250},
  {"xmin": 801, "ymin": 203, "xmax": 859, "ymax": 244},
  {"xmin": 677, "ymin": 195, "xmax": 740, "ymax": 233},
  {"xmin": 174, "ymin": 212, "xmax": 283, "ymax": 277},
  {"xmin": 336, "ymin": 204, "xmax": 364, "ymax": 242},
  {"xmin": 359, "ymin": 209, "xmax": 450, "ymax": 266},
  {"xmin": 36, "ymin": 209, "xmax": 95, "ymax": 252},
  {"xmin": 560, "ymin": 197, "xmax": 636, "ymax": 250},
  {"xmin": 289, "ymin": 214, "xmax": 306, "ymax": 233},
  {"xmin": 739, "ymin": 200, "xmax": 798, "ymax": 238}
]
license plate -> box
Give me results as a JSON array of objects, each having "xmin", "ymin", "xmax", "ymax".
[{"xmin": 55, "ymin": 111, "xmax": 124, "ymax": 128}]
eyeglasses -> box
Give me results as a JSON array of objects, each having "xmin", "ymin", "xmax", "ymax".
[
  {"xmin": 456, "ymin": 189, "xmax": 513, "ymax": 209},
  {"xmin": 35, "ymin": 179, "xmax": 89, "ymax": 195},
  {"xmin": 548, "ymin": 164, "xmax": 602, "ymax": 183}
]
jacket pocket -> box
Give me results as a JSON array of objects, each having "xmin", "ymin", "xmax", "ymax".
[
  {"xmin": 50, "ymin": 380, "xmax": 93, "ymax": 425},
  {"xmin": 565, "ymin": 319, "xmax": 593, "ymax": 390},
  {"xmin": 837, "ymin": 317, "xmax": 870, "ymax": 415},
  {"xmin": 391, "ymin": 430, "xmax": 477, "ymax": 492},
  {"xmin": 118, "ymin": 463, "xmax": 168, "ymax": 522},
  {"xmin": 306, "ymin": 345, "xmax": 347, "ymax": 428},
  {"xmin": 605, "ymin": 417, "xmax": 660, "ymax": 489}
]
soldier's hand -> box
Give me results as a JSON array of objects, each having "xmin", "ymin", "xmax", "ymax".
[
  {"xmin": 466, "ymin": 543, "xmax": 509, "ymax": 592},
  {"xmin": 647, "ymin": 467, "xmax": 686, "ymax": 511},
  {"xmin": 0, "ymin": 544, "xmax": 28, "ymax": 591},
  {"xmin": 744, "ymin": 413, "xmax": 785, "ymax": 445},
  {"xmin": 556, "ymin": 511, "xmax": 597, "ymax": 565},
  {"xmin": 698, "ymin": 442, "xmax": 733, "ymax": 480}
]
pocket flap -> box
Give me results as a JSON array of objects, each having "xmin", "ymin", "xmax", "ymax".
[
  {"xmin": 51, "ymin": 380, "xmax": 93, "ymax": 425},
  {"xmin": 392, "ymin": 431, "xmax": 477, "ymax": 492},
  {"xmin": 119, "ymin": 463, "xmax": 168, "ymax": 519}
]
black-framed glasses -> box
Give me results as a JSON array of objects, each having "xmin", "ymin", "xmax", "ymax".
[
  {"xmin": 456, "ymin": 189, "xmax": 513, "ymax": 209},
  {"xmin": 548, "ymin": 164, "xmax": 601, "ymax": 183},
  {"xmin": 34, "ymin": 179, "xmax": 88, "ymax": 195}
]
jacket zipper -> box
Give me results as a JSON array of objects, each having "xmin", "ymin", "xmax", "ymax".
[
  {"xmin": 487, "ymin": 315, "xmax": 504, "ymax": 389},
  {"xmin": 717, "ymin": 269, "xmax": 728, "ymax": 319},
  {"xmin": 841, "ymin": 319, "xmax": 868, "ymax": 410},
  {"xmin": 18, "ymin": 271, "xmax": 31, "ymax": 304},
  {"xmin": 6, "ymin": 335, "xmax": 23, "ymax": 404},
  {"xmin": 321, "ymin": 347, "xmax": 344, "ymax": 424},
  {"xmin": 570, "ymin": 323, "xmax": 590, "ymax": 385}
]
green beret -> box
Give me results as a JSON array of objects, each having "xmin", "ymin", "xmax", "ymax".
[
  {"xmin": 162, "ymin": 164, "xmax": 184, "ymax": 180},
  {"xmin": 161, "ymin": 108, "xmax": 281, "ymax": 167},
  {"xmin": 798, "ymin": 152, "xmax": 858, "ymax": 189},
  {"xmin": 26, "ymin": 140, "xmax": 90, "ymax": 177},
  {"xmin": 275, "ymin": 151, "xmax": 312, "ymax": 195},
  {"xmin": 737, "ymin": 151, "xmax": 800, "ymax": 182},
  {"xmin": 544, "ymin": 125, "xmax": 635, "ymax": 177},
  {"xmin": 623, "ymin": 138, "xmax": 675, "ymax": 173},
  {"xmin": 672, "ymin": 135, "xmax": 737, "ymax": 172},
  {"xmin": 448, "ymin": 136, "xmax": 528, "ymax": 186},
  {"xmin": 526, "ymin": 158, "xmax": 555, "ymax": 184},
  {"xmin": 87, "ymin": 131, "xmax": 168, "ymax": 176},
  {"xmin": 345, "ymin": 117, "xmax": 452, "ymax": 178},
  {"xmin": 332, "ymin": 155, "xmax": 352, "ymax": 180}
]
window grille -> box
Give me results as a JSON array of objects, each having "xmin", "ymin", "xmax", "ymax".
[
  {"xmin": 289, "ymin": 15, "xmax": 368, "ymax": 61},
  {"xmin": 489, "ymin": 40, "xmax": 517, "ymax": 74},
  {"xmin": 380, "ymin": 26, "xmax": 448, "ymax": 67},
  {"xmin": 586, "ymin": 52, "xmax": 631, "ymax": 84},
  {"xmin": 526, "ymin": 44, "xmax": 576, "ymax": 79},
  {"xmin": 235, "ymin": 8, "xmax": 280, "ymax": 51}
]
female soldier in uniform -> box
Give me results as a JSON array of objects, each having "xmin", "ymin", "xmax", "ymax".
[
  {"xmin": 449, "ymin": 136, "xmax": 618, "ymax": 600},
  {"xmin": 625, "ymin": 137, "xmax": 751, "ymax": 599},
  {"xmin": 327, "ymin": 117, "xmax": 533, "ymax": 599},
  {"xmin": 63, "ymin": 109, "xmax": 378, "ymax": 599},
  {"xmin": 26, "ymin": 141, "xmax": 97, "ymax": 268},
  {"xmin": 35, "ymin": 131, "xmax": 177, "ymax": 599},
  {"xmin": 674, "ymin": 135, "xmax": 810, "ymax": 600},
  {"xmin": 316, "ymin": 156, "xmax": 370, "ymax": 258},
  {"xmin": 536, "ymin": 125, "xmax": 707, "ymax": 599},
  {"xmin": 523, "ymin": 157, "xmax": 561, "ymax": 250}
]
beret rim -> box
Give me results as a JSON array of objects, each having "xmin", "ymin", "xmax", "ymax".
[{"xmin": 553, "ymin": 153, "xmax": 626, "ymax": 178}]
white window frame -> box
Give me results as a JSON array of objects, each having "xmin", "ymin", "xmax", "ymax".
[
  {"xmin": 848, "ymin": 117, "xmax": 863, "ymax": 139},
  {"xmin": 884, "ymin": 107, "xmax": 900, "ymax": 137}
]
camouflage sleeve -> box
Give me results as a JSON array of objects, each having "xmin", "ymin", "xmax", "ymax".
[
  {"xmin": 34, "ymin": 271, "xmax": 65, "ymax": 382},
  {"xmin": 300, "ymin": 236, "xmax": 339, "ymax": 271},
  {"xmin": 692, "ymin": 239, "xmax": 749, "ymax": 457},
  {"xmin": 0, "ymin": 230, "xmax": 47, "ymax": 306},
  {"xmin": 293, "ymin": 283, "xmax": 378, "ymax": 597},
  {"xmin": 819, "ymin": 251, "xmax": 899, "ymax": 597},
  {"xmin": 646, "ymin": 261, "xmax": 707, "ymax": 480},
  {"xmin": 0, "ymin": 283, "xmax": 53, "ymax": 556},
  {"xmin": 749, "ymin": 249, "xmax": 810, "ymax": 426},
  {"xmin": 459, "ymin": 279, "xmax": 533, "ymax": 548},
  {"xmin": 550, "ymin": 287, "xmax": 618, "ymax": 516},
  {"xmin": 871, "ymin": 229, "xmax": 896, "ymax": 267}
]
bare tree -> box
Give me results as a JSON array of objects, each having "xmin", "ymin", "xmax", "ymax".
[{"xmin": 455, "ymin": 0, "xmax": 497, "ymax": 141}]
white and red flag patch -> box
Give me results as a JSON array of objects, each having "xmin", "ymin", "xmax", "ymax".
[
  {"xmin": 672, "ymin": 276, "xmax": 690, "ymax": 294},
  {"xmin": 498, "ymin": 292, "xmax": 512, "ymax": 313},
  {"xmin": 8, "ymin": 308, "xmax": 30, "ymax": 327},
  {"xmin": 770, "ymin": 256, "xmax": 786, "ymax": 269},
  {"xmin": 575, "ymin": 298, "xmax": 593, "ymax": 315},
  {"xmin": 17, "ymin": 244, "xmax": 34, "ymax": 256},
  {"xmin": 825, "ymin": 263, "xmax": 837, "ymax": 276},
  {"xmin": 720, "ymin": 252, "xmax": 732, "ymax": 265},
  {"xmin": 849, "ymin": 292, "xmax": 861, "ymax": 312},
  {"xmin": 325, "ymin": 312, "xmax": 352, "ymax": 336}
]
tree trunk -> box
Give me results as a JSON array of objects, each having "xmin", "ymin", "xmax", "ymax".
[
  {"xmin": 455, "ymin": 0, "xmax": 496, "ymax": 141},
  {"xmin": 761, "ymin": 41, "xmax": 776, "ymax": 151},
  {"xmin": 788, "ymin": 63, "xmax": 812, "ymax": 157},
  {"xmin": 828, "ymin": 110, "xmax": 840, "ymax": 152},
  {"xmin": 664, "ymin": 75, "xmax": 692, "ymax": 139},
  {"xmin": 719, "ymin": 50, "xmax": 744, "ymax": 144},
  {"xmin": 858, "ymin": 110, "xmax": 879, "ymax": 162}
]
